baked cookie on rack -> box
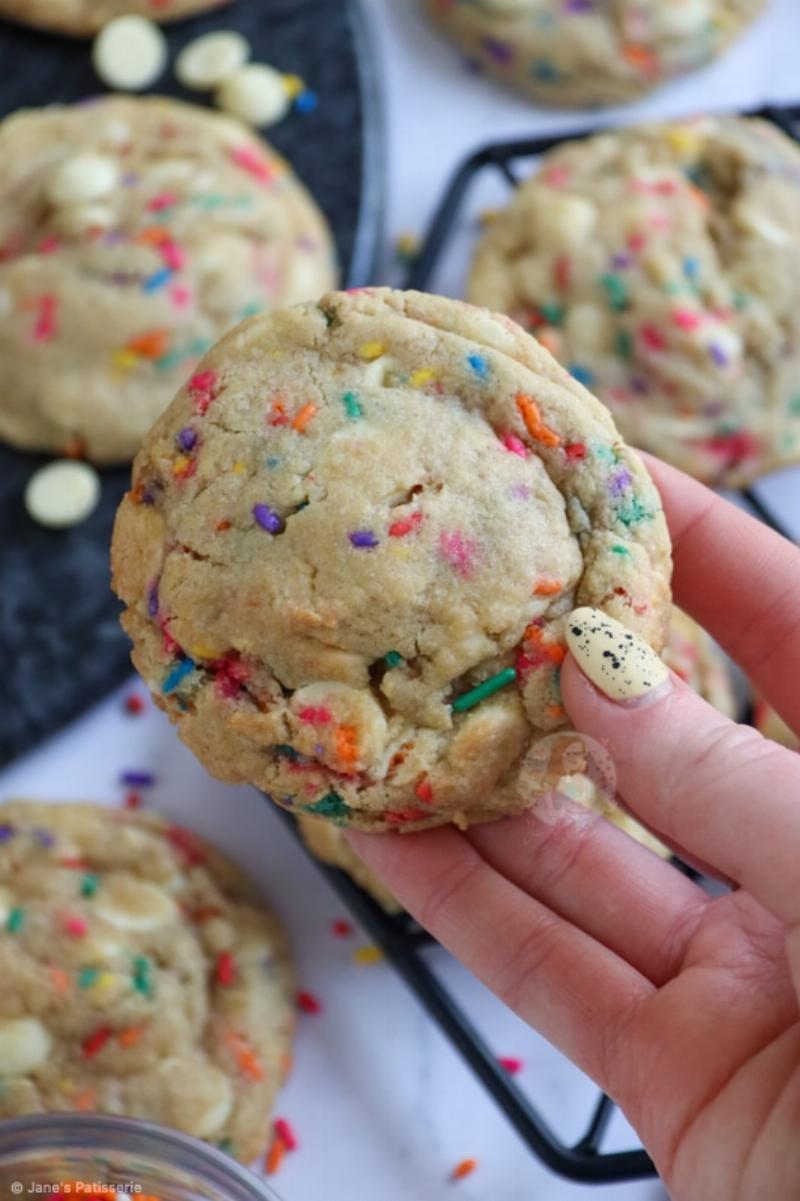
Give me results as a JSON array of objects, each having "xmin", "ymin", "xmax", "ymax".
[
  {"xmin": 423, "ymin": 0, "xmax": 767, "ymax": 108},
  {"xmin": 0, "ymin": 801, "xmax": 293, "ymax": 1164},
  {"xmin": 0, "ymin": 95, "xmax": 336, "ymax": 463},
  {"xmin": 469, "ymin": 116, "xmax": 800, "ymax": 487},
  {"xmin": 0, "ymin": 0, "xmax": 228, "ymax": 35},
  {"xmin": 112, "ymin": 287, "xmax": 672, "ymax": 832}
]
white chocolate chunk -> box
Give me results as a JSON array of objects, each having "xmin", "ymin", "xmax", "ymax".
[
  {"xmin": 733, "ymin": 203, "xmax": 793, "ymax": 246},
  {"xmin": 215, "ymin": 64, "xmax": 290, "ymax": 128},
  {"xmin": 92, "ymin": 16, "xmax": 168, "ymax": 92},
  {"xmin": 155, "ymin": 1058, "xmax": 234, "ymax": 1138},
  {"xmin": 176, "ymin": 31, "xmax": 251, "ymax": 91},
  {"xmin": 0, "ymin": 1019, "xmax": 52, "ymax": 1076},
  {"xmin": 531, "ymin": 192, "xmax": 597, "ymax": 248},
  {"xmin": 654, "ymin": 0, "xmax": 710, "ymax": 36},
  {"xmin": 47, "ymin": 155, "xmax": 119, "ymax": 207},
  {"xmin": 25, "ymin": 461, "xmax": 101, "ymax": 530},
  {"xmin": 94, "ymin": 877, "xmax": 177, "ymax": 932}
]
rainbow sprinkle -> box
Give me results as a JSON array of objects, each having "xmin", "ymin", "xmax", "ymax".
[{"xmin": 452, "ymin": 667, "xmax": 517, "ymax": 712}]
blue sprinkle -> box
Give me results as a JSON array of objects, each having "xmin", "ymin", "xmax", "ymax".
[
  {"xmin": 569, "ymin": 363, "xmax": 596, "ymax": 387},
  {"xmin": 142, "ymin": 267, "xmax": 173, "ymax": 294},
  {"xmin": 467, "ymin": 353, "xmax": 490, "ymax": 379},
  {"xmin": 295, "ymin": 90, "xmax": 318, "ymax": 114},
  {"xmin": 683, "ymin": 257, "xmax": 700, "ymax": 281},
  {"xmin": 120, "ymin": 769, "xmax": 155, "ymax": 788},
  {"xmin": 162, "ymin": 658, "xmax": 196, "ymax": 696},
  {"xmin": 265, "ymin": 456, "xmax": 282, "ymax": 469},
  {"xmin": 0, "ymin": 825, "xmax": 15, "ymax": 842}
]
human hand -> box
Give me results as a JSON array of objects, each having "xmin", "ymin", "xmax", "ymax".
[{"xmin": 348, "ymin": 456, "xmax": 800, "ymax": 1200}]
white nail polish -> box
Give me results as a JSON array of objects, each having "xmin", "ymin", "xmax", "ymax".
[{"xmin": 566, "ymin": 608, "xmax": 669, "ymax": 702}]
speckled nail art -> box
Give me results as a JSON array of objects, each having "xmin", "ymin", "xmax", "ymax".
[{"xmin": 566, "ymin": 607, "xmax": 670, "ymax": 702}]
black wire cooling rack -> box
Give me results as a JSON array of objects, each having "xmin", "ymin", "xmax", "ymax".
[{"xmin": 284, "ymin": 102, "xmax": 800, "ymax": 1186}]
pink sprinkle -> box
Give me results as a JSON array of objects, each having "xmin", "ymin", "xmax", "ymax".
[
  {"xmin": 230, "ymin": 145, "xmax": 276, "ymax": 184},
  {"xmin": 498, "ymin": 1056, "xmax": 524, "ymax": 1075},
  {"xmin": 627, "ymin": 232, "xmax": 647, "ymax": 253},
  {"xmin": 672, "ymin": 309, "xmax": 702, "ymax": 331},
  {"xmin": 274, "ymin": 1118, "xmax": 298, "ymax": 1151},
  {"xmin": 640, "ymin": 324, "xmax": 667, "ymax": 352},
  {"xmin": 160, "ymin": 239, "xmax": 186, "ymax": 271},
  {"xmin": 331, "ymin": 919, "xmax": 353, "ymax": 938},
  {"xmin": 147, "ymin": 191, "xmax": 179, "ymax": 212},
  {"xmin": 170, "ymin": 285, "xmax": 192, "ymax": 309},
  {"xmin": 542, "ymin": 164, "xmax": 570, "ymax": 187},
  {"xmin": 33, "ymin": 294, "xmax": 58, "ymax": 343},
  {"xmin": 297, "ymin": 990, "xmax": 322, "ymax": 1015},
  {"xmin": 500, "ymin": 432, "xmax": 527, "ymax": 457},
  {"xmin": 38, "ymin": 236, "xmax": 60, "ymax": 255},
  {"xmin": 298, "ymin": 706, "xmax": 332, "ymax": 725},
  {"xmin": 63, "ymin": 914, "xmax": 88, "ymax": 938},
  {"xmin": 188, "ymin": 370, "xmax": 219, "ymax": 415},
  {"xmin": 438, "ymin": 530, "xmax": 479, "ymax": 580}
]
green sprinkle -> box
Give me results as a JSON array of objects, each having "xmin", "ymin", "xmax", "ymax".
[
  {"xmin": 78, "ymin": 966, "xmax": 100, "ymax": 990},
  {"xmin": 617, "ymin": 496, "xmax": 651, "ymax": 527},
  {"xmin": 615, "ymin": 330, "xmax": 633, "ymax": 361},
  {"xmin": 6, "ymin": 907, "xmax": 24, "ymax": 934},
  {"xmin": 341, "ymin": 391, "xmax": 363, "ymax": 420},
  {"xmin": 789, "ymin": 395, "xmax": 800, "ymax": 416},
  {"xmin": 217, "ymin": 1137, "xmax": 234, "ymax": 1154},
  {"xmin": 538, "ymin": 301, "xmax": 565, "ymax": 326},
  {"xmin": 452, "ymin": 667, "xmax": 517, "ymax": 713},
  {"xmin": 611, "ymin": 544, "xmax": 630, "ymax": 556},
  {"xmin": 154, "ymin": 351, "xmax": 183, "ymax": 373},
  {"xmin": 599, "ymin": 273, "xmax": 629, "ymax": 312},
  {"xmin": 80, "ymin": 874, "xmax": 100, "ymax": 898},
  {"xmin": 275, "ymin": 744, "xmax": 299, "ymax": 761},
  {"xmin": 733, "ymin": 291, "xmax": 750, "ymax": 311},
  {"xmin": 240, "ymin": 302, "xmax": 263, "ymax": 320},
  {"xmin": 305, "ymin": 791, "xmax": 350, "ymax": 821},
  {"xmin": 384, "ymin": 651, "xmax": 404, "ymax": 668},
  {"xmin": 133, "ymin": 955, "xmax": 153, "ymax": 998}
]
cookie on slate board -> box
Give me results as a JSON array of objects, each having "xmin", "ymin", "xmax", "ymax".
[
  {"xmin": 0, "ymin": 95, "xmax": 337, "ymax": 464},
  {"xmin": 112, "ymin": 287, "xmax": 672, "ymax": 832},
  {"xmin": 423, "ymin": 0, "xmax": 768, "ymax": 108},
  {"xmin": 469, "ymin": 117, "xmax": 800, "ymax": 487},
  {"xmin": 0, "ymin": 0, "xmax": 229, "ymax": 35},
  {"xmin": 0, "ymin": 801, "xmax": 294, "ymax": 1165}
]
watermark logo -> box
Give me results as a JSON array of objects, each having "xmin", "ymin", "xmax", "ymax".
[{"xmin": 518, "ymin": 731, "xmax": 617, "ymax": 826}]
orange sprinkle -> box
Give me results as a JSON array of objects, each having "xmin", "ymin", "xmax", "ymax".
[
  {"xmin": 546, "ymin": 703, "xmax": 566, "ymax": 719},
  {"xmin": 136, "ymin": 226, "xmax": 170, "ymax": 246},
  {"xmin": 451, "ymin": 1158, "xmax": 479, "ymax": 1181},
  {"xmin": 72, "ymin": 1088, "xmax": 97, "ymax": 1113},
  {"xmin": 265, "ymin": 1135, "xmax": 287, "ymax": 1176},
  {"xmin": 225, "ymin": 1031, "xmax": 265, "ymax": 1081},
  {"xmin": 216, "ymin": 519, "xmax": 232, "ymax": 532},
  {"xmin": 622, "ymin": 43, "xmax": 659, "ymax": 74},
  {"xmin": 516, "ymin": 394, "xmax": 560, "ymax": 448},
  {"xmin": 48, "ymin": 966, "xmax": 71, "ymax": 995},
  {"xmin": 127, "ymin": 329, "xmax": 170, "ymax": 359},
  {"xmin": 118, "ymin": 1025, "xmax": 145, "ymax": 1048},
  {"xmin": 335, "ymin": 723, "xmax": 359, "ymax": 768},
  {"xmin": 292, "ymin": 403, "xmax": 317, "ymax": 433},
  {"xmin": 63, "ymin": 435, "xmax": 87, "ymax": 460},
  {"xmin": 524, "ymin": 624, "xmax": 566, "ymax": 665},
  {"xmin": 533, "ymin": 579, "xmax": 562, "ymax": 597}
]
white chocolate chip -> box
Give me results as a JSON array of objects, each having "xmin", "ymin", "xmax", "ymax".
[
  {"xmin": 46, "ymin": 155, "xmax": 119, "ymax": 207},
  {"xmin": 94, "ymin": 877, "xmax": 177, "ymax": 932},
  {"xmin": 565, "ymin": 303, "xmax": 612, "ymax": 352},
  {"xmin": 176, "ymin": 31, "xmax": 251, "ymax": 91},
  {"xmin": 733, "ymin": 203, "xmax": 792, "ymax": 246},
  {"xmin": 215, "ymin": 64, "xmax": 290, "ymax": 128},
  {"xmin": 92, "ymin": 16, "xmax": 168, "ymax": 92},
  {"xmin": 155, "ymin": 1058, "xmax": 234, "ymax": 1138},
  {"xmin": 531, "ymin": 193, "xmax": 597, "ymax": 249},
  {"xmin": 25, "ymin": 461, "xmax": 101, "ymax": 530},
  {"xmin": 654, "ymin": 0, "xmax": 710, "ymax": 36},
  {"xmin": 0, "ymin": 1019, "xmax": 52, "ymax": 1076}
]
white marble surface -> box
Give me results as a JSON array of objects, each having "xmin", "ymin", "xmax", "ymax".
[{"xmin": 2, "ymin": 0, "xmax": 800, "ymax": 1198}]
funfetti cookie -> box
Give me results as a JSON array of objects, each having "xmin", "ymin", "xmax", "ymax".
[
  {"xmin": 423, "ymin": 0, "xmax": 767, "ymax": 108},
  {"xmin": 0, "ymin": 0, "xmax": 228, "ymax": 35},
  {"xmin": 0, "ymin": 96, "xmax": 336, "ymax": 463},
  {"xmin": 112, "ymin": 288, "xmax": 671, "ymax": 831},
  {"xmin": 469, "ymin": 117, "xmax": 800, "ymax": 487},
  {"xmin": 0, "ymin": 801, "xmax": 293, "ymax": 1165}
]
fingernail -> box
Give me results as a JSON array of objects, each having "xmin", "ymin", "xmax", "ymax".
[{"xmin": 565, "ymin": 607, "xmax": 670, "ymax": 703}]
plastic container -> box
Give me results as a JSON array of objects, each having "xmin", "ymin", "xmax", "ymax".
[{"xmin": 0, "ymin": 1114, "xmax": 278, "ymax": 1200}]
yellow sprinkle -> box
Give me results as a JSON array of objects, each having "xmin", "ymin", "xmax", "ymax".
[
  {"xmin": 112, "ymin": 349, "xmax": 139, "ymax": 370},
  {"xmin": 666, "ymin": 127, "xmax": 701, "ymax": 156},
  {"xmin": 188, "ymin": 643, "xmax": 223, "ymax": 660},
  {"xmin": 89, "ymin": 972, "xmax": 116, "ymax": 998},
  {"xmin": 352, "ymin": 944, "xmax": 383, "ymax": 966},
  {"xmin": 282, "ymin": 73, "xmax": 305, "ymax": 99},
  {"xmin": 410, "ymin": 368, "xmax": 437, "ymax": 388},
  {"xmin": 232, "ymin": 461, "xmax": 247, "ymax": 475},
  {"xmin": 172, "ymin": 455, "xmax": 191, "ymax": 477},
  {"xmin": 359, "ymin": 341, "xmax": 386, "ymax": 362}
]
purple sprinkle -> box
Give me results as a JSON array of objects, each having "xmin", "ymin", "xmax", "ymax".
[
  {"xmin": 121, "ymin": 770, "xmax": 155, "ymax": 788},
  {"xmin": 564, "ymin": 0, "xmax": 595, "ymax": 11},
  {"xmin": 510, "ymin": 484, "xmax": 532, "ymax": 500},
  {"xmin": 709, "ymin": 344, "xmax": 729, "ymax": 367},
  {"xmin": 121, "ymin": 173, "xmax": 140, "ymax": 188},
  {"xmin": 176, "ymin": 427, "xmax": 198, "ymax": 452},
  {"xmin": 147, "ymin": 582, "xmax": 159, "ymax": 618},
  {"xmin": 33, "ymin": 828, "xmax": 55, "ymax": 849},
  {"xmin": 140, "ymin": 484, "xmax": 156, "ymax": 506},
  {"xmin": 253, "ymin": 503, "xmax": 284, "ymax": 534},
  {"xmin": 482, "ymin": 36, "xmax": 514, "ymax": 65},
  {"xmin": 349, "ymin": 530, "xmax": 379, "ymax": 549},
  {"xmin": 609, "ymin": 468, "xmax": 633, "ymax": 497},
  {"xmin": 612, "ymin": 253, "xmax": 633, "ymax": 270},
  {"xmin": 0, "ymin": 824, "xmax": 15, "ymax": 842}
]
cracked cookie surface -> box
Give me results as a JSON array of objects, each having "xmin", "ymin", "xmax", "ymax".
[
  {"xmin": 112, "ymin": 287, "xmax": 671, "ymax": 832},
  {"xmin": 0, "ymin": 801, "xmax": 293, "ymax": 1164},
  {"xmin": 0, "ymin": 0, "xmax": 228, "ymax": 34},
  {"xmin": 469, "ymin": 117, "xmax": 800, "ymax": 486},
  {"xmin": 423, "ymin": 0, "xmax": 766, "ymax": 108},
  {"xmin": 0, "ymin": 96, "xmax": 336, "ymax": 463}
]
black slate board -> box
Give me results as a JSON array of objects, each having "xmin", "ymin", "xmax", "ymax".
[{"xmin": 0, "ymin": 0, "xmax": 383, "ymax": 767}]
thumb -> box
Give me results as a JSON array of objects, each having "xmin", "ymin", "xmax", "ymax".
[{"xmin": 560, "ymin": 608, "xmax": 800, "ymax": 930}]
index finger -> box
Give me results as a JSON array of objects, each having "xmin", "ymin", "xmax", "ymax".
[{"xmin": 642, "ymin": 453, "xmax": 800, "ymax": 732}]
